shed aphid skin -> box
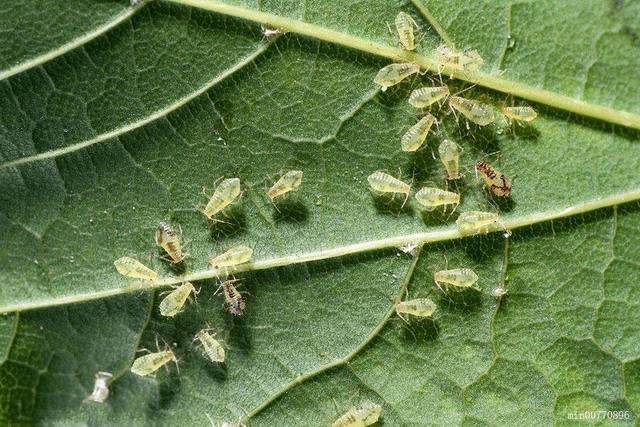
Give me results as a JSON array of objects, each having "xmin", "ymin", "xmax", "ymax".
[
  {"xmin": 415, "ymin": 187, "xmax": 460, "ymax": 212},
  {"xmin": 374, "ymin": 63, "xmax": 420, "ymax": 91},
  {"xmin": 408, "ymin": 86, "xmax": 450, "ymax": 108},
  {"xmin": 434, "ymin": 268, "xmax": 479, "ymax": 292},
  {"xmin": 401, "ymin": 113, "xmax": 436, "ymax": 152},
  {"xmin": 114, "ymin": 256, "xmax": 157, "ymax": 281},
  {"xmin": 436, "ymin": 45, "xmax": 484, "ymax": 73},
  {"xmin": 158, "ymin": 282, "xmax": 197, "ymax": 317},
  {"xmin": 395, "ymin": 298, "xmax": 437, "ymax": 323},
  {"xmin": 131, "ymin": 347, "xmax": 177, "ymax": 377},
  {"xmin": 456, "ymin": 211, "xmax": 511, "ymax": 236},
  {"xmin": 493, "ymin": 286, "xmax": 507, "ymax": 299},
  {"xmin": 261, "ymin": 24, "xmax": 285, "ymax": 39},
  {"xmin": 449, "ymin": 96, "xmax": 495, "ymax": 127},
  {"xmin": 202, "ymin": 177, "xmax": 241, "ymax": 221},
  {"xmin": 155, "ymin": 221, "xmax": 186, "ymax": 264},
  {"xmin": 367, "ymin": 171, "xmax": 411, "ymax": 207},
  {"xmin": 217, "ymin": 279, "xmax": 246, "ymax": 316},
  {"xmin": 475, "ymin": 160, "xmax": 512, "ymax": 197},
  {"xmin": 394, "ymin": 11, "xmax": 417, "ymax": 51},
  {"xmin": 332, "ymin": 401, "xmax": 382, "ymax": 427},
  {"xmin": 210, "ymin": 245, "xmax": 253, "ymax": 272},
  {"xmin": 194, "ymin": 329, "xmax": 225, "ymax": 363},
  {"xmin": 267, "ymin": 170, "xmax": 303, "ymax": 200},
  {"xmin": 438, "ymin": 139, "xmax": 463, "ymax": 180},
  {"xmin": 85, "ymin": 371, "xmax": 113, "ymax": 403},
  {"xmin": 501, "ymin": 106, "xmax": 538, "ymax": 123}
]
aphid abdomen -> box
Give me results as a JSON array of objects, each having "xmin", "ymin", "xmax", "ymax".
[
  {"xmin": 367, "ymin": 171, "xmax": 410, "ymax": 194},
  {"xmin": 267, "ymin": 170, "xmax": 303, "ymax": 200},
  {"xmin": 131, "ymin": 351, "xmax": 174, "ymax": 376},
  {"xmin": 434, "ymin": 268, "xmax": 479, "ymax": 289},
  {"xmin": 401, "ymin": 114, "xmax": 436, "ymax": 152},
  {"xmin": 395, "ymin": 12, "xmax": 416, "ymax": 51},
  {"xmin": 502, "ymin": 106, "xmax": 537, "ymax": 122},
  {"xmin": 449, "ymin": 96, "xmax": 495, "ymax": 126},
  {"xmin": 114, "ymin": 257, "xmax": 157, "ymax": 281},
  {"xmin": 373, "ymin": 63, "xmax": 420, "ymax": 91},
  {"xmin": 456, "ymin": 211, "xmax": 500, "ymax": 234},
  {"xmin": 203, "ymin": 177, "xmax": 241, "ymax": 219},
  {"xmin": 408, "ymin": 86, "xmax": 449, "ymax": 108},
  {"xmin": 159, "ymin": 282, "xmax": 195, "ymax": 317},
  {"xmin": 415, "ymin": 187, "xmax": 459, "ymax": 211},
  {"xmin": 155, "ymin": 221, "xmax": 185, "ymax": 264},
  {"xmin": 475, "ymin": 161, "xmax": 511, "ymax": 197},
  {"xmin": 196, "ymin": 330, "xmax": 225, "ymax": 363},
  {"xmin": 395, "ymin": 298, "xmax": 436, "ymax": 318}
]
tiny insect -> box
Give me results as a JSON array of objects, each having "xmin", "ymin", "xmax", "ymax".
[
  {"xmin": 155, "ymin": 221, "xmax": 186, "ymax": 264},
  {"xmin": 456, "ymin": 211, "xmax": 510, "ymax": 236},
  {"xmin": 267, "ymin": 170, "xmax": 303, "ymax": 200},
  {"xmin": 493, "ymin": 286, "xmax": 507, "ymax": 299},
  {"xmin": 114, "ymin": 256, "xmax": 157, "ymax": 281},
  {"xmin": 436, "ymin": 45, "xmax": 484, "ymax": 73},
  {"xmin": 85, "ymin": 371, "xmax": 113, "ymax": 403},
  {"xmin": 475, "ymin": 160, "xmax": 511, "ymax": 197},
  {"xmin": 395, "ymin": 297, "xmax": 437, "ymax": 323},
  {"xmin": 434, "ymin": 268, "xmax": 479, "ymax": 292},
  {"xmin": 367, "ymin": 171, "xmax": 411, "ymax": 207},
  {"xmin": 438, "ymin": 139, "xmax": 463, "ymax": 180},
  {"xmin": 501, "ymin": 106, "xmax": 537, "ymax": 123},
  {"xmin": 414, "ymin": 187, "xmax": 460, "ymax": 212},
  {"xmin": 408, "ymin": 86, "xmax": 450, "ymax": 108},
  {"xmin": 401, "ymin": 113, "xmax": 436, "ymax": 152},
  {"xmin": 201, "ymin": 177, "xmax": 241, "ymax": 221},
  {"xmin": 194, "ymin": 329, "xmax": 225, "ymax": 363},
  {"xmin": 449, "ymin": 96, "xmax": 495, "ymax": 127},
  {"xmin": 158, "ymin": 282, "xmax": 196, "ymax": 317},
  {"xmin": 217, "ymin": 280, "xmax": 246, "ymax": 316},
  {"xmin": 210, "ymin": 245, "xmax": 253, "ymax": 272},
  {"xmin": 131, "ymin": 347, "xmax": 177, "ymax": 377},
  {"xmin": 394, "ymin": 11, "xmax": 417, "ymax": 51},
  {"xmin": 398, "ymin": 242, "xmax": 419, "ymax": 256},
  {"xmin": 373, "ymin": 63, "xmax": 420, "ymax": 91},
  {"xmin": 261, "ymin": 25, "xmax": 284, "ymax": 39},
  {"xmin": 332, "ymin": 401, "xmax": 382, "ymax": 427}
]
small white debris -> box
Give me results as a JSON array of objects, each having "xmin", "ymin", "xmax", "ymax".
[
  {"xmin": 398, "ymin": 243, "xmax": 418, "ymax": 256},
  {"xmin": 85, "ymin": 371, "xmax": 113, "ymax": 403}
]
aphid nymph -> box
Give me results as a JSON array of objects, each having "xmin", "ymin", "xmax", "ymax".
[
  {"xmin": 210, "ymin": 245, "xmax": 253, "ymax": 273},
  {"xmin": 367, "ymin": 171, "xmax": 411, "ymax": 207},
  {"xmin": 201, "ymin": 177, "xmax": 241, "ymax": 221},
  {"xmin": 501, "ymin": 106, "xmax": 537, "ymax": 124},
  {"xmin": 131, "ymin": 341, "xmax": 177, "ymax": 377},
  {"xmin": 395, "ymin": 297, "xmax": 436, "ymax": 323},
  {"xmin": 475, "ymin": 160, "xmax": 511, "ymax": 197},
  {"xmin": 215, "ymin": 279, "xmax": 246, "ymax": 316},
  {"xmin": 155, "ymin": 221, "xmax": 186, "ymax": 264},
  {"xmin": 401, "ymin": 113, "xmax": 436, "ymax": 152},
  {"xmin": 374, "ymin": 63, "xmax": 420, "ymax": 91},
  {"xmin": 332, "ymin": 401, "xmax": 382, "ymax": 427},
  {"xmin": 408, "ymin": 86, "xmax": 450, "ymax": 109},
  {"xmin": 85, "ymin": 371, "xmax": 113, "ymax": 403},
  {"xmin": 194, "ymin": 329, "xmax": 226, "ymax": 363},
  {"xmin": 394, "ymin": 11, "xmax": 417, "ymax": 51},
  {"xmin": 456, "ymin": 210, "xmax": 510, "ymax": 236},
  {"xmin": 449, "ymin": 96, "xmax": 495, "ymax": 127},
  {"xmin": 158, "ymin": 282, "xmax": 197, "ymax": 317},
  {"xmin": 438, "ymin": 139, "xmax": 463, "ymax": 180},
  {"xmin": 434, "ymin": 268, "xmax": 479, "ymax": 292},
  {"xmin": 436, "ymin": 45, "xmax": 484, "ymax": 74},
  {"xmin": 267, "ymin": 170, "xmax": 303, "ymax": 201},
  {"xmin": 414, "ymin": 187, "xmax": 460, "ymax": 213},
  {"xmin": 114, "ymin": 256, "xmax": 157, "ymax": 281}
]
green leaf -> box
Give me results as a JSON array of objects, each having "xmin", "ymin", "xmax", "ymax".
[{"xmin": 1, "ymin": 0, "xmax": 639, "ymax": 424}]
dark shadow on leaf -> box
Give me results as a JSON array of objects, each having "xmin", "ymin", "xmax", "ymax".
[
  {"xmin": 157, "ymin": 370, "xmax": 182, "ymax": 409},
  {"xmin": 209, "ymin": 207, "xmax": 247, "ymax": 240},
  {"xmin": 399, "ymin": 317, "xmax": 439, "ymax": 342},
  {"xmin": 272, "ymin": 199, "xmax": 309, "ymax": 223},
  {"xmin": 372, "ymin": 194, "xmax": 414, "ymax": 217},
  {"xmin": 436, "ymin": 287, "xmax": 482, "ymax": 311}
]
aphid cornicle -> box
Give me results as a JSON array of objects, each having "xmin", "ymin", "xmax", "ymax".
[
  {"xmin": 367, "ymin": 171, "xmax": 411, "ymax": 206},
  {"xmin": 449, "ymin": 96, "xmax": 495, "ymax": 126},
  {"xmin": 475, "ymin": 160, "xmax": 511, "ymax": 197},
  {"xmin": 194, "ymin": 329, "xmax": 225, "ymax": 363},
  {"xmin": 434, "ymin": 268, "xmax": 479, "ymax": 292},
  {"xmin": 155, "ymin": 221, "xmax": 186, "ymax": 264},
  {"xmin": 114, "ymin": 257, "xmax": 157, "ymax": 281},
  {"xmin": 501, "ymin": 106, "xmax": 537, "ymax": 123},
  {"xmin": 415, "ymin": 187, "xmax": 460, "ymax": 212},
  {"xmin": 202, "ymin": 177, "xmax": 241, "ymax": 220},
  {"xmin": 438, "ymin": 139, "xmax": 463, "ymax": 180},
  {"xmin": 456, "ymin": 210, "xmax": 510, "ymax": 236},
  {"xmin": 436, "ymin": 45, "xmax": 484, "ymax": 72},
  {"xmin": 210, "ymin": 245, "xmax": 253, "ymax": 271},
  {"xmin": 401, "ymin": 113, "xmax": 436, "ymax": 152},
  {"xmin": 159, "ymin": 282, "xmax": 196, "ymax": 317},
  {"xmin": 219, "ymin": 280, "xmax": 246, "ymax": 316},
  {"xmin": 394, "ymin": 11, "xmax": 417, "ymax": 51},
  {"xmin": 374, "ymin": 63, "xmax": 420, "ymax": 91},
  {"xmin": 332, "ymin": 401, "xmax": 382, "ymax": 427},
  {"xmin": 85, "ymin": 371, "xmax": 113, "ymax": 403},
  {"xmin": 131, "ymin": 348, "xmax": 177, "ymax": 376},
  {"xmin": 267, "ymin": 170, "xmax": 303, "ymax": 200},
  {"xmin": 408, "ymin": 86, "xmax": 450, "ymax": 108},
  {"xmin": 395, "ymin": 298, "xmax": 436, "ymax": 323}
]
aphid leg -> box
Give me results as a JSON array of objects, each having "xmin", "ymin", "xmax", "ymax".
[{"xmin": 205, "ymin": 413, "xmax": 216, "ymax": 427}]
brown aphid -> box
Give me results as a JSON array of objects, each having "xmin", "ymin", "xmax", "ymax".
[
  {"xmin": 475, "ymin": 160, "xmax": 511, "ymax": 197},
  {"xmin": 155, "ymin": 221, "xmax": 186, "ymax": 264},
  {"xmin": 217, "ymin": 280, "xmax": 246, "ymax": 316}
]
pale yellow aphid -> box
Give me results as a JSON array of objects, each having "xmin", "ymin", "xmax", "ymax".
[
  {"xmin": 194, "ymin": 329, "xmax": 225, "ymax": 363},
  {"xmin": 131, "ymin": 348, "xmax": 177, "ymax": 376},
  {"xmin": 434, "ymin": 268, "xmax": 479, "ymax": 292},
  {"xmin": 456, "ymin": 211, "xmax": 510, "ymax": 236},
  {"xmin": 210, "ymin": 245, "xmax": 253, "ymax": 271},
  {"xmin": 395, "ymin": 298, "xmax": 436, "ymax": 323},
  {"xmin": 85, "ymin": 371, "xmax": 113, "ymax": 403},
  {"xmin": 202, "ymin": 178, "xmax": 241, "ymax": 220},
  {"xmin": 155, "ymin": 221, "xmax": 186, "ymax": 264},
  {"xmin": 449, "ymin": 96, "xmax": 495, "ymax": 127},
  {"xmin": 436, "ymin": 45, "xmax": 484, "ymax": 72},
  {"xmin": 408, "ymin": 86, "xmax": 450, "ymax": 108},
  {"xmin": 332, "ymin": 401, "xmax": 382, "ymax": 427},
  {"xmin": 501, "ymin": 106, "xmax": 538, "ymax": 123},
  {"xmin": 374, "ymin": 63, "xmax": 420, "ymax": 91},
  {"xmin": 367, "ymin": 171, "xmax": 411, "ymax": 206},
  {"xmin": 415, "ymin": 187, "xmax": 460, "ymax": 212},
  {"xmin": 395, "ymin": 11, "xmax": 417, "ymax": 51},
  {"xmin": 267, "ymin": 170, "xmax": 303, "ymax": 200},
  {"xmin": 438, "ymin": 139, "xmax": 463, "ymax": 180},
  {"xmin": 401, "ymin": 113, "xmax": 436, "ymax": 152},
  {"xmin": 159, "ymin": 282, "xmax": 196, "ymax": 317},
  {"xmin": 114, "ymin": 256, "xmax": 157, "ymax": 281}
]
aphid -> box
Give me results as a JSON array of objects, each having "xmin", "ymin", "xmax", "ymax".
[
  {"xmin": 434, "ymin": 268, "xmax": 479, "ymax": 292},
  {"xmin": 394, "ymin": 11, "xmax": 417, "ymax": 51},
  {"xmin": 332, "ymin": 401, "xmax": 382, "ymax": 427},
  {"xmin": 449, "ymin": 96, "xmax": 495, "ymax": 127},
  {"xmin": 261, "ymin": 25, "xmax": 284, "ymax": 39},
  {"xmin": 436, "ymin": 45, "xmax": 484, "ymax": 73},
  {"xmin": 131, "ymin": 347, "xmax": 177, "ymax": 377},
  {"xmin": 493, "ymin": 286, "xmax": 507, "ymax": 299},
  {"xmin": 401, "ymin": 114, "xmax": 436, "ymax": 152},
  {"xmin": 373, "ymin": 63, "xmax": 420, "ymax": 91},
  {"xmin": 114, "ymin": 256, "xmax": 157, "ymax": 281},
  {"xmin": 367, "ymin": 171, "xmax": 411, "ymax": 206},
  {"xmin": 201, "ymin": 177, "xmax": 241, "ymax": 220},
  {"xmin": 85, "ymin": 371, "xmax": 113, "ymax": 403},
  {"xmin": 194, "ymin": 329, "xmax": 226, "ymax": 363},
  {"xmin": 158, "ymin": 282, "xmax": 196, "ymax": 317},
  {"xmin": 475, "ymin": 160, "xmax": 511, "ymax": 197},
  {"xmin": 210, "ymin": 245, "xmax": 253, "ymax": 272},
  {"xmin": 408, "ymin": 86, "xmax": 449, "ymax": 108},
  {"xmin": 414, "ymin": 187, "xmax": 460, "ymax": 212},
  {"xmin": 501, "ymin": 106, "xmax": 537, "ymax": 123},
  {"xmin": 395, "ymin": 298, "xmax": 436, "ymax": 323},
  {"xmin": 438, "ymin": 139, "xmax": 463, "ymax": 180},
  {"xmin": 155, "ymin": 221, "xmax": 186, "ymax": 264},
  {"xmin": 218, "ymin": 280, "xmax": 246, "ymax": 316},
  {"xmin": 267, "ymin": 170, "xmax": 303, "ymax": 200},
  {"xmin": 456, "ymin": 211, "xmax": 510, "ymax": 236}
]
